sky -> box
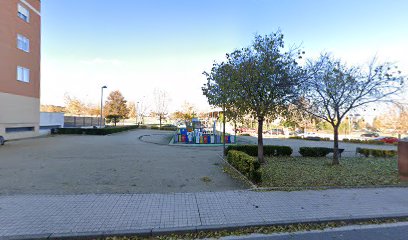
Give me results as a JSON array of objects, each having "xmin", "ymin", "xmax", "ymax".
[{"xmin": 41, "ymin": 0, "xmax": 408, "ymax": 113}]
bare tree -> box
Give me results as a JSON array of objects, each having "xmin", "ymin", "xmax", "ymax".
[
  {"xmin": 127, "ymin": 102, "xmax": 137, "ymax": 121},
  {"xmin": 300, "ymin": 54, "xmax": 405, "ymax": 165},
  {"xmin": 64, "ymin": 94, "xmax": 86, "ymax": 116},
  {"xmin": 152, "ymin": 89, "xmax": 170, "ymax": 128}
]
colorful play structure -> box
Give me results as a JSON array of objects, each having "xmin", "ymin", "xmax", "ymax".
[{"xmin": 173, "ymin": 118, "xmax": 236, "ymax": 144}]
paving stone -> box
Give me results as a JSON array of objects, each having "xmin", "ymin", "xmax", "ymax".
[{"xmin": 0, "ymin": 188, "xmax": 408, "ymax": 238}]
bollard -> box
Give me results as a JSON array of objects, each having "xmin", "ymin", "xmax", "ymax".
[{"xmin": 398, "ymin": 141, "xmax": 408, "ymax": 181}]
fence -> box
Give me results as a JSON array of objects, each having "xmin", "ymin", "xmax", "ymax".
[{"xmin": 64, "ymin": 116, "xmax": 105, "ymax": 128}]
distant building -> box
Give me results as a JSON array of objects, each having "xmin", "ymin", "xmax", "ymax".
[{"xmin": 0, "ymin": 0, "xmax": 41, "ymax": 140}]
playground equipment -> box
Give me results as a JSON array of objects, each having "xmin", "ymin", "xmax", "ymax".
[{"xmin": 173, "ymin": 119, "xmax": 235, "ymax": 144}]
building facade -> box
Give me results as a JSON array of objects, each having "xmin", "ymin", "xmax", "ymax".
[{"xmin": 0, "ymin": 0, "xmax": 41, "ymax": 140}]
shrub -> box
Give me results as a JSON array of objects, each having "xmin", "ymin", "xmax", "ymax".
[
  {"xmin": 342, "ymin": 138, "xmax": 386, "ymax": 145},
  {"xmin": 239, "ymin": 133, "xmax": 251, "ymax": 136},
  {"xmin": 226, "ymin": 145, "xmax": 292, "ymax": 157},
  {"xmin": 227, "ymin": 150, "xmax": 261, "ymax": 183},
  {"xmin": 55, "ymin": 125, "xmax": 139, "ymax": 135},
  {"xmin": 151, "ymin": 125, "xmax": 177, "ymax": 131},
  {"xmin": 289, "ymin": 136, "xmax": 330, "ymax": 141},
  {"xmin": 299, "ymin": 147, "xmax": 333, "ymax": 157},
  {"xmin": 289, "ymin": 136, "xmax": 302, "ymax": 139},
  {"xmin": 356, "ymin": 148, "xmax": 397, "ymax": 157}
]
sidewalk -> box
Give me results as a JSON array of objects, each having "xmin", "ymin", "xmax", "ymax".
[{"xmin": 1, "ymin": 188, "xmax": 408, "ymax": 239}]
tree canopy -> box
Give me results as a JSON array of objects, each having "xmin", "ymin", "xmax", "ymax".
[
  {"xmin": 104, "ymin": 90, "xmax": 129, "ymax": 126},
  {"xmin": 299, "ymin": 54, "xmax": 405, "ymax": 164},
  {"xmin": 203, "ymin": 31, "xmax": 305, "ymax": 163}
]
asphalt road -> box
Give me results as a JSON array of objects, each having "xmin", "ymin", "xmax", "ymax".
[{"xmin": 222, "ymin": 222, "xmax": 408, "ymax": 240}]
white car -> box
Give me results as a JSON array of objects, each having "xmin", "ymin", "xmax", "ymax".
[{"xmin": 297, "ymin": 132, "xmax": 317, "ymax": 138}]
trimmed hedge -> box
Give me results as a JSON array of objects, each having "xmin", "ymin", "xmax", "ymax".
[
  {"xmin": 226, "ymin": 145, "xmax": 293, "ymax": 157},
  {"xmin": 343, "ymin": 138, "xmax": 385, "ymax": 145},
  {"xmin": 356, "ymin": 148, "xmax": 397, "ymax": 157},
  {"xmin": 150, "ymin": 126, "xmax": 177, "ymax": 131},
  {"xmin": 289, "ymin": 136, "xmax": 303, "ymax": 140},
  {"xmin": 55, "ymin": 125, "xmax": 139, "ymax": 135},
  {"xmin": 227, "ymin": 150, "xmax": 261, "ymax": 183},
  {"xmin": 299, "ymin": 147, "xmax": 333, "ymax": 157},
  {"xmin": 289, "ymin": 136, "xmax": 331, "ymax": 141}
]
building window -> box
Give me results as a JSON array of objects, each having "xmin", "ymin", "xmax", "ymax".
[
  {"xmin": 18, "ymin": 4, "xmax": 30, "ymax": 22},
  {"xmin": 17, "ymin": 34, "xmax": 30, "ymax": 52},
  {"xmin": 6, "ymin": 127, "xmax": 35, "ymax": 133},
  {"xmin": 17, "ymin": 66, "xmax": 30, "ymax": 83}
]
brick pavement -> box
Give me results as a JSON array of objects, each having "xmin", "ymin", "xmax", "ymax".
[{"xmin": 1, "ymin": 188, "xmax": 408, "ymax": 239}]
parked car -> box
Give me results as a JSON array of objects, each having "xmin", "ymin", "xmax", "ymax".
[
  {"xmin": 297, "ymin": 132, "xmax": 317, "ymax": 138},
  {"xmin": 374, "ymin": 136, "xmax": 399, "ymax": 144},
  {"xmin": 361, "ymin": 132, "xmax": 380, "ymax": 138},
  {"xmin": 264, "ymin": 129, "xmax": 284, "ymax": 135}
]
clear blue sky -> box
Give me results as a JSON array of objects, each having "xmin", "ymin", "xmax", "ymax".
[{"xmin": 41, "ymin": 0, "xmax": 408, "ymax": 111}]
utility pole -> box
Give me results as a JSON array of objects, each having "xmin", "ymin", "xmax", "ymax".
[{"xmin": 100, "ymin": 86, "xmax": 107, "ymax": 128}]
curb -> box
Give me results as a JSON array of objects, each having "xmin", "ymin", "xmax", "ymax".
[{"xmin": 3, "ymin": 214, "xmax": 408, "ymax": 240}]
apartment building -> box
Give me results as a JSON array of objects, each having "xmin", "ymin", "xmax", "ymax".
[{"xmin": 0, "ymin": 0, "xmax": 41, "ymax": 140}]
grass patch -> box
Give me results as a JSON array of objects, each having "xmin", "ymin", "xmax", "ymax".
[
  {"xmin": 201, "ymin": 176, "xmax": 212, "ymax": 183},
  {"xmin": 101, "ymin": 218, "xmax": 408, "ymax": 240},
  {"xmin": 260, "ymin": 156, "xmax": 400, "ymax": 188}
]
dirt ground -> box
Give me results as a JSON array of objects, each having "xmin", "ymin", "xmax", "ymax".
[{"xmin": 0, "ymin": 129, "xmax": 246, "ymax": 195}]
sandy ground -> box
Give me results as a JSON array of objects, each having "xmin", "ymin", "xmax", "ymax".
[{"xmin": 0, "ymin": 129, "xmax": 246, "ymax": 195}]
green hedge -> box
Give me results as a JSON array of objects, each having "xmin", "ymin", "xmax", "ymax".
[
  {"xmin": 55, "ymin": 125, "xmax": 139, "ymax": 135},
  {"xmin": 356, "ymin": 148, "xmax": 397, "ymax": 157},
  {"xmin": 226, "ymin": 145, "xmax": 293, "ymax": 157},
  {"xmin": 150, "ymin": 126, "xmax": 177, "ymax": 131},
  {"xmin": 343, "ymin": 138, "xmax": 385, "ymax": 145},
  {"xmin": 289, "ymin": 136, "xmax": 330, "ymax": 141},
  {"xmin": 299, "ymin": 147, "xmax": 333, "ymax": 157},
  {"xmin": 227, "ymin": 150, "xmax": 261, "ymax": 183},
  {"xmin": 289, "ymin": 136, "xmax": 303, "ymax": 140}
]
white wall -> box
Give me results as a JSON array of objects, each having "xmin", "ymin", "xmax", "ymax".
[{"xmin": 40, "ymin": 112, "xmax": 64, "ymax": 128}]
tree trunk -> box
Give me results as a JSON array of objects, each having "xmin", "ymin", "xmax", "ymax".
[
  {"xmin": 257, "ymin": 117, "xmax": 264, "ymax": 163},
  {"xmin": 332, "ymin": 125, "xmax": 340, "ymax": 165},
  {"xmin": 223, "ymin": 106, "xmax": 226, "ymax": 156},
  {"xmin": 159, "ymin": 115, "xmax": 162, "ymax": 128}
]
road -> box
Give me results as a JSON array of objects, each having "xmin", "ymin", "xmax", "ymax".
[{"xmin": 222, "ymin": 222, "xmax": 408, "ymax": 240}]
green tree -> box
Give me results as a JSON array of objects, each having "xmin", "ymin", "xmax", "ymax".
[
  {"xmin": 203, "ymin": 62, "xmax": 240, "ymax": 155},
  {"xmin": 203, "ymin": 31, "xmax": 305, "ymax": 163},
  {"xmin": 104, "ymin": 90, "xmax": 129, "ymax": 126},
  {"xmin": 300, "ymin": 54, "xmax": 405, "ymax": 165}
]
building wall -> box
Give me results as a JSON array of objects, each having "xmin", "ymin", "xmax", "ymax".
[
  {"xmin": 0, "ymin": 0, "xmax": 41, "ymax": 140},
  {"xmin": 40, "ymin": 112, "xmax": 64, "ymax": 128},
  {"xmin": 0, "ymin": 92, "xmax": 40, "ymax": 140}
]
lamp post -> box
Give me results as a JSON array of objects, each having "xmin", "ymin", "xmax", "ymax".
[
  {"xmin": 136, "ymin": 101, "xmax": 140, "ymax": 124},
  {"xmin": 100, "ymin": 86, "xmax": 107, "ymax": 128}
]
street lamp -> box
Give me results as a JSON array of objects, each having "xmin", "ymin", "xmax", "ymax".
[
  {"xmin": 100, "ymin": 86, "xmax": 107, "ymax": 128},
  {"xmin": 136, "ymin": 101, "xmax": 140, "ymax": 124}
]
